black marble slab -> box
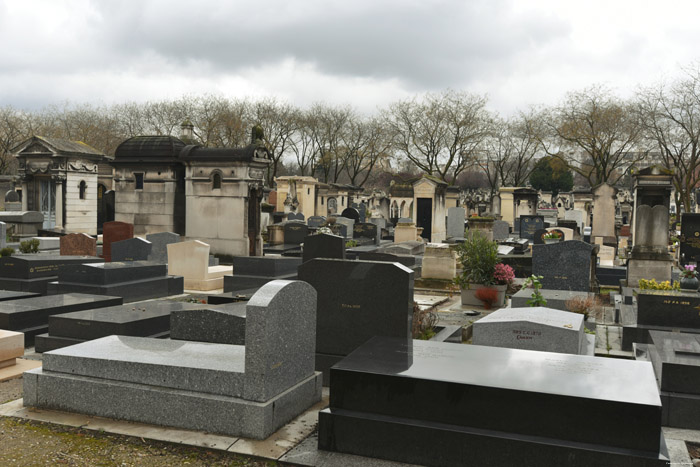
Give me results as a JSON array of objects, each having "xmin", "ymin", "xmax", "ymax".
[
  {"xmin": 0, "ymin": 293, "xmax": 123, "ymax": 343},
  {"xmin": 223, "ymin": 273, "xmax": 296, "ymax": 294},
  {"xmin": 647, "ymin": 330, "xmax": 700, "ymax": 394},
  {"xmin": 58, "ymin": 261, "xmax": 168, "ymax": 285},
  {"xmin": 0, "ymin": 290, "xmax": 40, "ymax": 301},
  {"xmin": 47, "ymin": 276, "xmax": 180, "ymax": 303},
  {"xmin": 637, "ymin": 290, "xmax": 700, "ymax": 328},
  {"xmin": 231, "ymin": 256, "xmax": 301, "ymax": 277},
  {"xmin": 0, "ymin": 255, "xmax": 102, "ymax": 279},
  {"xmin": 207, "ymin": 289, "xmax": 258, "ymax": 304},
  {"xmin": 326, "ymin": 337, "xmax": 662, "ymax": 454},
  {"xmin": 302, "ymin": 234, "xmax": 345, "ymax": 264},
  {"xmin": 0, "ymin": 277, "xmax": 55, "ymax": 295},
  {"xmin": 318, "ymin": 408, "xmax": 668, "ymax": 467},
  {"xmin": 46, "ymin": 300, "xmax": 206, "ymax": 341}
]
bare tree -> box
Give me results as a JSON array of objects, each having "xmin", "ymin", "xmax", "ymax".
[
  {"xmin": 543, "ymin": 85, "xmax": 646, "ymax": 186},
  {"xmin": 0, "ymin": 106, "xmax": 30, "ymax": 173},
  {"xmin": 384, "ymin": 89, "xmax": 490, "ymax": 184},
  {"xmin": 343, "ymin": 117, "xmax": 392, "ymax": 187},
  {"xmin": 637, "ymin": 67, "xmax": 700, "ymax": 211},
  {"xmin": 250, "ymin": 98, "xmax": 299, "ymax": 186},
  {"xmin": 307, "ymin": 103, "xmax": 353, "ymax": 183}
]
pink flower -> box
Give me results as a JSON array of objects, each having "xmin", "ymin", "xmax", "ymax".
[{"xmin": 493, "ymin": 263, "xmax": 515, "ymax": 285}]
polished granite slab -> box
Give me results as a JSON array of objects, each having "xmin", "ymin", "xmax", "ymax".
[
  {"xmin": 647, "ymin": 330, "xmax": 700, "ymax": 394},
  {"xmin": 0, "ymin": 255, "xmax": 102, "ymax": 279},
  {"xmin": 0, "ymin": 293, "xmax": 123, "ymax": 330},
  {"xmin": 327, "ymin": 337, "xmax": 661, "ymax": 453},
  {"xmin": 43, "ymin": 335, "xmax": 247, "ymax": 397},
  {"xmin": 0, "ymin": 290, "xmax": 40, "ymax": 301},
  {"xmin": 58, "ymin": 261, "xmax": 168, "ymax": 285}
]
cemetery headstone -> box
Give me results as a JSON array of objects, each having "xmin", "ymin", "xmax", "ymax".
[
  {"xmin": 421, "ymin": 244, "xmax": 456, "ymax": 280},
  {"xmin": 111, "ymin": 237, "xmax": 152, "ymax": 262},
  {"xmin": 302, "ymin": 233, "xmax": 345, "ymax": 263},
  {"xmin": 298, "ymin": 258, "xmax": 413, "ymax": 383},
  {"xmin": 533, "ymin": 228, "xmax": 547, "ymax": 245},
  {"xmin": 0, "ymin": 222, "xmax": 5, "ymax": 249},
  {"xmin": 532, "ymin": 240, "xmax": 597, "ymax": 291},
  {"xmin": 518, "ymin": 215, "xmax": 544, "ymax": 241},
  {"xmin": 60, "ymin": 233, "xmax": 97, "ymax": 257},
  {"xmin": 636, "ymin": 330, "xmax": 700, "ymax": 429},
  {"xmin": 447, "ymin": 207, "xmax": 466, "ymax": 239},
  {"xmin": 168, "ymin": 240, "xmax": 231, "ymax": 291},
  {"xmin": 102, "ymin": 221, "xmax": 134, "ymax": 262},
  {"xmin": 340, "ymin": 207, "xmax": 360, "ymax": 223},
  {"xmin": 492, "ymin": 220, "xmax": 510, "ymax": 240},
  {"xmin": 287, "ymin": 212, "xmax": 305, "ymax": 221},
  {"xmin": 334, "ymin": 216, "xmax": 354, "ymax": 239},
  {"xmin": 307, "ymin": 216, "xmax": 326, "ymax": 228},
  {"xmin": 145, "ymin": 232, "xmax": 180, "ymax": 263},
  {"xmin": 25, "ymin": 280, "xmax": 322, "ymax": 439},
  {"xmin": 472, "ymin": 307, "xmax": 591, "ymax": 355},
  {"xmin": 353, "ymin": 222, "xmax": 378, "ymax": 245},
  {"xmin": 170, "ymin": 303, "xmax": 247, "ymax": 345},
  {"xmin": 283, "ymin": 222, "xmax": 308, "ymax": 245},
  {"xmin": 680, "ymin": 213, "xmax": 700, "ymax": 265}
]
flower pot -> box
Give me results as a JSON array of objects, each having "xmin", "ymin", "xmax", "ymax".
[
  {"xmin": 680, "ymin": 276, "xmax": 699, "ymax": 291},
  {"xmin": 543, "ymin": 238, "xmax": 560, "ymax": 244},
  {"xmin": 461, "ymin": 284, "xmax": 507, "ymax": 307}
]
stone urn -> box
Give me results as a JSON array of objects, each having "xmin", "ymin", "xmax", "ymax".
[{"xmin": 679, "ymin": 276, "xmax": 699, "ymax": 291}]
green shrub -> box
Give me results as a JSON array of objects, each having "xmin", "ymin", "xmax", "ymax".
[
  {"xmin": 454, "ymin": 231, "xmax": 499, "ymax": 287},
  {"xmin": 19, "ymin": 238, "xmax": 40, "ymax": 254},
  {"xmin": 0, "ymin": 247, "xmax": 13, "ymax": 257}
]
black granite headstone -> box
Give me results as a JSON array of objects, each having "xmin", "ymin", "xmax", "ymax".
[
  {"xmin": 533, "ymin": 228, "xmax": 547, "ymax": 245},
  {"xmin": 297, "ymin": 258, "xmax": 413, "ymax": 384},
  {"xmin": 353, "ymin": 223, "xmax": 377, "ymax": 241},
  {"xmin": 283, "ymin": 222, "xmax": 309, "ymax": 245},
  {"xmin": 111, "ymin": 237, "xmax": 152, "ymax": 262},
  {"xmin": 532, "ymin": 240, "xmax": 597, "ymax": 291},
  {"xmin": 680, "ymin": 213, "xmax": 700, "ymax": 265},
  {"xmin": 34, "ymin": 300, "xmax": 206, "ymax": 352},
  {"xmin": 340, "ymin": 207, "xmax": 360, "ymax": 222},
  {"xmin": 636, "ymin": 290, "xmax": 700, "ymax": 328},
  {"xmin": 518, "ymin": 215, "xmax": 544, "ymax": 241},
  {"xmin": 302, "ymin": 234, "xmax": 346, "ymax": 264}
]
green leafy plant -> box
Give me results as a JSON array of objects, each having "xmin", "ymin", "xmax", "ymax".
[
  {"xmin": 345, "ymin": 240, "xmax": 358, "ymax": 248},
  {"xmin": 522, "ymin": 274, "xmax": 547, "ymax": 306},
  {"xmin": 19, "ymin": 238, "xmax": 40, "ymax": 254},
  {"xmin": 0, "ymin": 247, "xmax": 13, "ymax": 257},
  {"xmin": 412, "ymin": 301, "xmax": 439, "ymax": 340},
  {"xmin": 638, "ymin": 278, "xmax": 680, "ymax": 290},
  {"xmin": 543, "ymin": 231, "xmax": 562, "ymax": 239},
  {"xmin": 454, "ymin": 231, "xmax": 500, "ymax": 287}
]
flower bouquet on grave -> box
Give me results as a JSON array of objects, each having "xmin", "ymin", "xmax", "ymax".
[
  {"xmin": 681, "ymin": 264, "xmax": 698, "ymax": 279},
  {"xmin": 680, "ymin": 265, "xmax": 699, "ymax": 291},
  {"xmin": 475, "ymin": 287, "xmax": 499, "ymax": 310}
]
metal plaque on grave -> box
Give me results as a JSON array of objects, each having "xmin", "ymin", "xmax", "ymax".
[
  {"xmin": 680, "ymin": 213, "xmax": 700, "ymax": 265},
  {"xmin": 518, "ymin": 215, "xmax": 544, "ymax": 241}
]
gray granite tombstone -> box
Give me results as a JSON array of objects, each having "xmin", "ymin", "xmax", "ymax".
[
  {"xmin": 24, "ymin": 280, "xmax": 322, "ymax": 440},
  {"xmin": 532, "ymin": 240, "xmax": 597, "ymax": 291},
  {"xmin": 518, "ymin": 215, "xmax": 544, "ymax": 241},
  {"xmin": 369, "ymin": 217, "xmax": 387, "ymax": 230},
  {"xmin": 472, "ymin": 307, "xmax": 591, "ymax": 355},
  {"xmin": 145, "ymin": 232, "xmax": 180, "ymax": 263},
  {"xmin": 297, "ymin": 258, "xmax": 413, "ymax": 384},
  {"xmin": 334, "ymin": 216, "xmax": 354, "ymax": 239},
  {"xmin": 287, "ymin": 212, "xmax": 305, "ymax": 222},
  {"xmin": 302, "ymin": 233, "xmax": 346, "ymax": 263},
  {"xmin": 170, "ymin": 303, "xmax": 247, "ymax": 346},
  {"xmin": 283, "ymin": 222, "xmax": 308, "ymax": 245},
  {"xmin": 377, "ymin": 241, "xmax": 425, "ymax": 256},
  {"xmin": 0, "ymin": 222, "xmax": 5, "ymax": 249},
  {"xmin": 492, "ymin": 220, "xmax": 510, "ymax": 240},
  {"xmin": 447, "ymin": 207, "xmax": 466, "ymax": 239},
  {"xmin": 111, "ymin": 237, "xmax": 152, "ymax": 262},
  {"xmin": 307, "ymin": 216, "xmax": 327, "ymax": 228}
]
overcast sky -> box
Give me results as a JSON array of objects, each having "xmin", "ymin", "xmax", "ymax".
[{"xmin": 1, "ymin": 0, "xmax": 699, "ymax": 116}]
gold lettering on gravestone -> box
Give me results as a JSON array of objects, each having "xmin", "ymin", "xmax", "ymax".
[
  {"xmin": 553, "ymin": 275, "xmax": 568, "ymax": 280},
  {"xmin": 290, "ymin": 226, "xmax": 301, "ymax": 231},
  {"xmin": 31, "ymin": 265, "xmax": 58, "ymax": 273},
  {"xmin": 270, "ymin": 362, "xmax": 282, "ymax": 370},
  {"xmin": 341, "ymin": 304, "xmax": 361, "ymax": 310},
  {"xmin": 665, "ymin": 300, "xmax": 691, "ymax": 306}
]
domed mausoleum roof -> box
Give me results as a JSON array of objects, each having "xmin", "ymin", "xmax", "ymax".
[{"xmin": 113, "ymin": 136, "xmax": 186, "ymax": 163}]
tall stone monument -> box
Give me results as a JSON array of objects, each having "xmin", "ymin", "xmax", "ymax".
[
  {"xmin": 627, "ymin": 166, "xmax": 673, "ymax": 286},
  {"xmin": 591, "ymin": 182, "xmax": 617, "ymax": 248}
]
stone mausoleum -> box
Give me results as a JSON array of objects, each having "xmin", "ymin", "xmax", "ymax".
[
  {"xmin": 12, "ymin": 136, "xmax": 112, "ymax": 234},
  {"xmin": 111, "ymin": 128, "xmax": 271, "ymax": 256}
]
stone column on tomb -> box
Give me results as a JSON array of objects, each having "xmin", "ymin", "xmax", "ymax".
[{"xmin": 54, "ymin": 178, "xmax": 63, "ymax": 229}]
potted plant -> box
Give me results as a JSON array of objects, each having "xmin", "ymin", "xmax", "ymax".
[
  {"xmin": 680, "ymin": 265, "xmax": 699, "ymax": 291},
  {"xmin": 543, "ymin": 231, "xmax": 562, "ymax": 244},
  {"xmin": 454, "ymin": 231, "xmax": 508, "ymax": 307}
]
